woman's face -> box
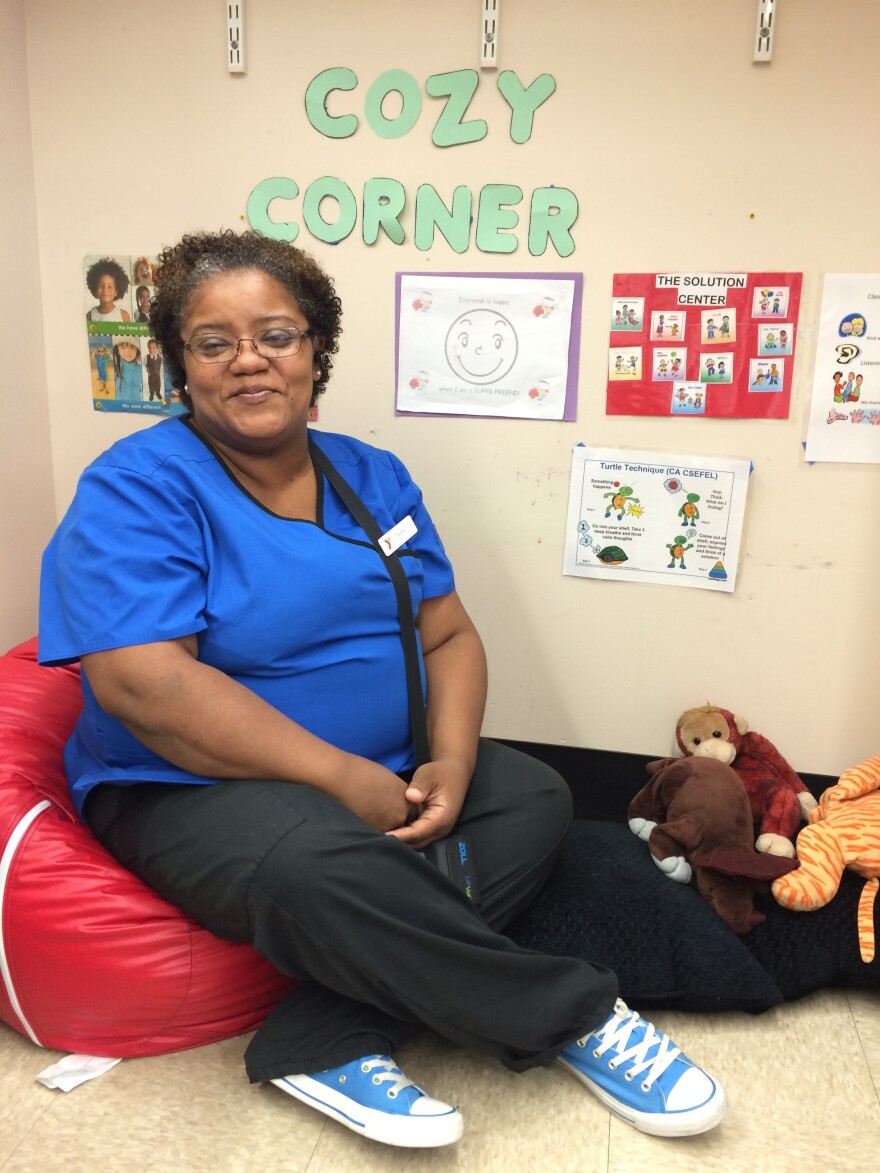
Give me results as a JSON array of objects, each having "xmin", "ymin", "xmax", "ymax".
[
  {"xmin": 97, "ymin": 274, "xmax": 118, "ymax": 306},
  {"xmin": 180, "ymin": 268, "xmax": 319, "ymax": 455}
]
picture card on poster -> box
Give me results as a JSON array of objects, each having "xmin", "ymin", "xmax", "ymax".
[{"xmin": 396, "ymin": 273, "xmax": 581, "ymax": 420}]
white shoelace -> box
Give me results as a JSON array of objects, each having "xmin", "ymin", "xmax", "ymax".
[
  {"xmin": 359, "ymin": 1056, "xmax": 419, "ymax": 1099},
  {"xmin": 581, "ymin": 1000, "xmax": 681, "ymax": 1091}
]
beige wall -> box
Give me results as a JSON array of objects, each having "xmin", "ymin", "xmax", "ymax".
[
  {"xmin": 21, "ymin": 0, "xmax": 880, "ymax": 774},
  {"xmin": 0, "ymin": 0, "xmax": 55, "ymax": 647}
]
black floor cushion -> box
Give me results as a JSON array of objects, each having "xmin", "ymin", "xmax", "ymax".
[{"xmin": 506, "ymin": 821, "xmax": 880, "ymax": 1012}]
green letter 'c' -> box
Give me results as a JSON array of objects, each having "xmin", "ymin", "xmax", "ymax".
[
  {"xmin": 304, "ymin": 68, "xmax": 359, "ymax": 139},
  {"xmin": 246, "ymin": 177, "xmax": 300, "ymax": 241}
]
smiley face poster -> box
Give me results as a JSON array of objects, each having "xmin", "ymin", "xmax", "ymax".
[{"xmin": 396, "ymin": 273, "xmax": 581, "ymax": 419}]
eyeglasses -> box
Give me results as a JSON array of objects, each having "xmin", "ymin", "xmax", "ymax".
[{"xmin": 182, "ymin": 327, "xmax": 316, "ymax": 364}]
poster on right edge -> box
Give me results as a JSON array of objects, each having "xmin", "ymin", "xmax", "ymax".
[{"xmin": 804, "ymin": 274, "xmax": 880, "ymax": 464}]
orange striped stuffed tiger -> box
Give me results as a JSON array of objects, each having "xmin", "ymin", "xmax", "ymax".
[{"xmin": 771, "ymin": 754, "xmax": 880, "ymax": 963}]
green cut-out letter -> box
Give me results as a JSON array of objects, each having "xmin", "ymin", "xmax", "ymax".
[
  {"xmin": 426, "ymin": 70, "xmax": 486, "ymax": 147},
  {"xmin": 414, "ymin": 184, "xmax": 472, "ymax": 253},
  {"xmin": 364, "ymin": 69, "xmax": 422, "ymax": 139},
  {"xmin": 304, "ymin": 68, "xmax": 358, "ymax": 139},
  {"xmin": 302, "ymin": 176, "xmax": 357, "ymax": 244},
  {"xmin": 497, "ymin": 71, "xmax": 556, "ymax": 144},
  {"xmin": 475, "ymin": 184, "xmax": 523, "ymax": 254},
  {"xmin": 246, "ymin": 177, "xmax": 300, "ymax": 242},
  {"xmin": 528, "ymin": 187, "xmax": 578, "ymax": 257},
  {"xmin": 362, "ymin": 179, "xmax": 407, "ymax": 245}
]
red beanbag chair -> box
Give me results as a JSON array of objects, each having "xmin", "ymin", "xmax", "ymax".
[{"xmin": 0, "ymin": 638, "xmax": 293, "ymax": 1057}]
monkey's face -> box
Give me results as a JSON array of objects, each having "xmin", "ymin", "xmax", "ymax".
[{"xmin": 677, "ymin": 708, "xmax": 738, "ymax": 765}]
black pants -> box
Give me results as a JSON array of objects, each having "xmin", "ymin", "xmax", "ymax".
[{"xmin": 85, "ymin": 739, "xmax": 618, "ymax": 1083}]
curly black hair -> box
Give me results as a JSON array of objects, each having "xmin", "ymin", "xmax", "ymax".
[
  {"xmin": 149, "ymin": 230, "xmax": 343, "ymax": 404},
  {"xmin": 85, "ymin": 257, "xmax": 130, "ymax": 300}
]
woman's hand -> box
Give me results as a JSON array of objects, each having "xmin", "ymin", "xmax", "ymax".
[
  {"xmin": 384, "ymin": 591, "xmax": 487, "ymax": 848},
  {"xmin": 336, "ymin": 755, "xmax": 418, "ymax": 833},
  {"xmin": 386, "ymin": 756, "xmax": 471, "ymax": 847}
]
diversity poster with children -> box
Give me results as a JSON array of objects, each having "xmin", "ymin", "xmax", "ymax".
[
  {"xmin": 804, "ymin": 273, "xmax": 880, "ymax": 464},
  {"xmin": 395, "ymin": 273, "xmax": 581, "ymax": 420},
  {"xmin": 563, "ymin": 446, "xmax": 751, "ymax": 593},
  {"xmin": 84, "ymin": 254, "xmax": 185, "ymax": 416},
  {"xmin": 605, "ymin": 271, "xmax": 803, "ymax": 419}
]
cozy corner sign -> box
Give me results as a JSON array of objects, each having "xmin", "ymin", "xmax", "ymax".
[{"xmin": 246, "ymin": 68, "xmax": 576, "ymax": 257}]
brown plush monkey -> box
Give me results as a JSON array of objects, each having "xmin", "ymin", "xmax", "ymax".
[
  {"xmin": 628, "ymin": 756, "xmax": 799, "ymax": 934},
  {"xmin": 675, "ymin": 705, "xmax": 817, "ymax": 857}
]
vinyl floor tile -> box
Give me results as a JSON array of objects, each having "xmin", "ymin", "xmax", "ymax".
[
  {"xmin": 606, "ymin": 993, "xmax": 880, "ymax": 1173},
  {"xmin": 3, "ymin": 993, "xmax": 879, "ymax": 1173},
  {"xmin": 847, "ymin": 989, "xmax": 880, "ymax": 1100},
  {"xmin": 1, "ymin": 1034, "xmax": 323, "ymax": 1173},
  {"xmin": 0, "ymin": 1025, "xmax": 65, "ymax": 1162}
]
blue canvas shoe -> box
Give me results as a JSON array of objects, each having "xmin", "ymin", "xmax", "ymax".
[
  {"xmin": 557, "ymin": 1000, "xmax": 726, "ymax": 1137},
  {"xmin": 272, "ymin": 1054, "xmax": 463, "ymax": 1148}
]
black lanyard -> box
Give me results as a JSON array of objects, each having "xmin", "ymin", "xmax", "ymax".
[{"xmin": 309, "ymin": 436, "xmax": 431, "ymax": 769}]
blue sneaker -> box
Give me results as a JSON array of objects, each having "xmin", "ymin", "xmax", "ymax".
[
  {"xmin": 557, "ymin": 1000, "xmax": 726, "ymax": 1137},
  {"xmin": 271, "ymin": 1055, "xmax": 463, "ymax": 1148}
]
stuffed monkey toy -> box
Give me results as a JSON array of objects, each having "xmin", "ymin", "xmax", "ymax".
[
  {"xmin": 628, "ymin": 756, "xmax": 798, "ymax": 934},
  {"xmin": 676, "ymin": 705, "xmax": 817, "ymax": 858}
]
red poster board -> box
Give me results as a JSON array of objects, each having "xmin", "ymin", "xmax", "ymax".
[{"xmin": 606, "ymin": 271, "xmax": 802, "ymax": 418}]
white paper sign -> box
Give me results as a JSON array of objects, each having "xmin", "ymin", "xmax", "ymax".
[
  {"xmin": 563, "ymin": 446, "xmax": 751, "ymax": 592},
  {"xmin": 804, "ymin": 274, "xmax": 880, "ymax": 464},
  {"xmin": 396, "ymin": 274, "xmax": 577, "ymax": 419}
]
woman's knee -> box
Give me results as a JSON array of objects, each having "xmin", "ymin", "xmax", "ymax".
[{"xmin": 469, "ymin": 740, "xmax": 573, "ymax": 841}]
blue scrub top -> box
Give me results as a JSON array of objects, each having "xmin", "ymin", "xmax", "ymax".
[{"xmin": 39, "ymin": 417, "xmax": 455, "ymax": 814}]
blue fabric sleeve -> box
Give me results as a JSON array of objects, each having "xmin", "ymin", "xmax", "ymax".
[
  {"xmin": 40, "ymin": 464, "xmax": 209, "ymax": 665},
  {"xmin": 384, "ymin": 450, "xmax": 455, "ymax": 601}
]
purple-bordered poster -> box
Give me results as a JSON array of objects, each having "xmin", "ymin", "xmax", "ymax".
[{"xmin": 395, "ymin": 272, "xmax": 582, "ymax": 420}]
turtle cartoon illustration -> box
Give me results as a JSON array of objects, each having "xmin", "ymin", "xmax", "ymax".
[
  {"xmin": 667, "ymin": 537, "xmax": 693, "ymax": 569},
  {"xmin": 596, "ymin": 545, "xmax": 628, "ymax": 566},
  {"xmin": 603, "ymin": 485, "xmax": 639, "ymax": 520},
  {"xmin": 678, "ymin": 492, "xmax": 700, "ymax": 526}
]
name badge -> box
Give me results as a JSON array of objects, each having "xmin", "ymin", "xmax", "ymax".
[{"xmin": 379, "ymin": 515, "xmax": 417, "ymax": 556}]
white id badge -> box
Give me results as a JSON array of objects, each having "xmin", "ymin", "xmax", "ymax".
[{"xmin": 378, "ymin": 515, "xmax": 417, "ymax": 556}]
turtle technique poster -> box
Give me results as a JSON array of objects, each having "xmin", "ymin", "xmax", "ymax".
[{"xmin": 563, "ymin": 446, "xmax": 751, "ymax": 593}]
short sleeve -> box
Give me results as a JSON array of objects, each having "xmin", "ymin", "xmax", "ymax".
[
  {"xmin": 385, "ymin": 450, "xmax": 455, "ymax": 601},
  {"xmin": 39, "ymin": 463, "xmax": 209, "ymax": 665}
]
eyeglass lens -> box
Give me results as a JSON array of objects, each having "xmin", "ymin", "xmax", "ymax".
[{"xmin": 187, "ymin": 328, "xmax": 308, "ymax": 363}]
